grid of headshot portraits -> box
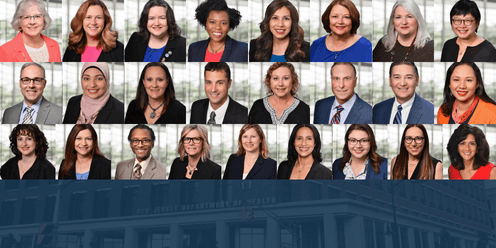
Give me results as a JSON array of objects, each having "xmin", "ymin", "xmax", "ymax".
[{"xmin": 1, "ymin": 0, "xmax": 496, "ymax": 182}]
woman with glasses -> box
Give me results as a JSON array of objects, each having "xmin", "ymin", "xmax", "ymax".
[
  {"xmin": 332, "ymin": 124, "xmax": 387, "ymax": 180},
  {"xmin": 169, "ymin": 125, "xmax": 221, "ymax": 179},
  {"xmin": 0, "ymin": 0, "xmax": 61, "ymax": 62},
  {"xmin": 391, "ymin": 124, "xmax": 443, "ymax": 179},
  {"xmin": 441, "ymin": 0, "xmax": 496, "ymax": 62}
]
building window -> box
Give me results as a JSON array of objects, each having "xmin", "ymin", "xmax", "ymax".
[
  {"xmin": 19, "ymin": 235, "xmax": 33, "ymax": 248},
  {"xmin": 120, "ymin": 186, "xmax": 138, "ymax": 216},
  {"xmin": 24, "ymin": 180, "xmax": 39, "ymax": 188},
  {"xmin": 418, "ymin": 185, "xmax": 426, "ymax": 205},
  {"xmin": 414, "ymin": 230, "xmax": 430, "ymax": 248},
  {"xmin": 400, "ymin": 226, "xmax": 409, "ymax": 248},
  {"xmin": 444, "ymin": 194, "xmax": 451, "ymax": 213},
  {"xmin": 68, "ymin": 192, "xmax": 85, "ymax": 221},
  {"xmin": 20, "ymin": 198, "xmax": 37, "ymax": 224},
  {"xmin": 328, "ymin": 186, "xmax": 339, "ymax": 199},
  {"xmin": 364, "ymin": 219, "xmax": 374, "ymax": 247},
  {"xmin": 43, "ymin": 195, "xmax": 56, "ymax": 222},
  {"xmin": 180, "ymin": 181, "xmax": 199, "ymax": 204},
  {"xmin": 436, "ymin": 191, "xmax": 443, "ymax": 210},
  {"xmin": 409, "ymin": 185, "xmax": 416, "ymax": 201},
  {"xmin": 427, "ymin": 188, "xmax": 435, "ymax": 208},
  {"xmin": 374, "ymin": 221, "xmax": 386, "ymax": 248},
  {"xmin": 4, "ymin": 181, "xmax": 19, "ymax": 191},
  {"xmin": 0, "ymin": 200, "xmax": 16, "ymax": 226},
  {"xmin": 58, "ymin": 233, "xmax": 83, "ymax": 248},
  {"xmin": 238, "ymin": 227, "xmax": 265, "ymax": 248},
  {"xmin": 151, "ymin": 183, "xmax": 169, "ymax": 209},
  {"xmin": 93, "ymin": 189, "xmax": 111, "ymax": 218},
  {"xmin": 308, "ymin": 182, "xmax": 321, "ymax": 200},
  {"xmin": 151, "ymin": 233, "xmax": 170, "ymax": 248}
]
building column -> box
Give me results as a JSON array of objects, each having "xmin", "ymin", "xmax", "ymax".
[
  {"xmin": 123, "ymin": 226, "xmax": 134, "ymax": 248},
  {"xmin": 83, "ymin": 229, "xmax": 92, "ymax": 248},
  {"xmin": 323, "ymin": 213, "xmax": 337, "ymax": 247},
  {"xmin": 345, "ymin": 216, "xmax": 365, "ymax": 248},
  {"xmin": 266, "ymin": 218, "xmax": 280, "ymax": 247},
  {"xmin": 170, "ymin": 223, "xmax": 183, "ymax": 248},
  {"xmin": 216, "ymin": 220, "xmax": 227, "ymax": 248}
]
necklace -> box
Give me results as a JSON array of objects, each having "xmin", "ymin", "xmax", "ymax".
[
  {"xmin": 297, "ymin": 162, "xmax": 310, "ymax": 173},
  {"xmin": 187, "ymin": 163, "xmax": 198, "ymax": 175},
  {"xmin": 148, "ymin": 100, "xmax": 165, "ymax": 119},
  {"xmin": 390, "ymin": 35, "xmax": 416, "ymax": 62},
  {"xmin": 328, "ymin": 35, "xmax": 350, "ymax": 60},
  {"xmin": 457, "ymin": 37, "xmax": 477, "ymax": 56},
  {"xmin": 209, "ymin": 42, "xmax": 225, "ymax": 54}
]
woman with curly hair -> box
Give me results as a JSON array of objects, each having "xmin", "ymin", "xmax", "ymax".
[
  {"xmin": 0, "ymin": 124, "xmax": 55, "ymax": 179},
  {"xmin": 249, "ymin": 0, "xmax": 310, "ymax": 62},
  {"xmin": 248, "ymin": 62, "xmax": 310, "ymax": 124},
  {"xmin": 63, "ymin": 0, "xmax": 123, "ymax": 62},
  {"xmin": 188, "ymin": 0, "xmax": 247, "ymax": 62},
  {"xmin": 447, "ymin": 124, "xmax": 496, "ymax": 179},
  {"xmin": 125, "ymin": 0, "xmax": 186, "ymax": 62}
]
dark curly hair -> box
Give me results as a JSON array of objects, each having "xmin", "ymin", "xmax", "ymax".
[
  {"xmin": 9, "ymin": 124, "xmax": 48, "ymax": 160},
  {"xmin": 194, "ymin": 0, "xmax": 241, "ymax": 30},
  {"xmin": 138, "ymin": 0, "xmax": 181, "ymax": 41},
  {"xmin": 447, "ymin": 123, "xmax": 489, "ymax": 171},
  {"xmin": 253, "ymin": 0, "xmax": 306, "ymax": 61},
  {"xmin": 287, "ymin": 124, "xmax": 322, "ymax": 164}
]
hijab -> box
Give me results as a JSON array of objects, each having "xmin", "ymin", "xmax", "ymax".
[{"xmin": 77, "ymin": 62, "xmax": 111, "ymax": 124}]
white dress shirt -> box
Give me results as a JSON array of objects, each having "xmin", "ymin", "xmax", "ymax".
[
  {"xmin": 206, "ymin": 97, "xmax": 230, "ymax": 124},
  {"xmin": 328, "ymin": 94, "xmax": 357, "ymax": 124},
  {"xmin": 389, "ymin": 94, "xmax": 415, "ymax": 124}
]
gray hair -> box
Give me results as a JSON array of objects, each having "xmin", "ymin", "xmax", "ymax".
[
  {"xmin": 11, "ymin": 0, "xmax": 52, "ymax": 31},
  {"xmin": 381, "ymin": 0, "xmax": 431, "ymax": 51},
  {"xmin": 20, "ymin": 62, "xmax": 46, "ymax": 78}
]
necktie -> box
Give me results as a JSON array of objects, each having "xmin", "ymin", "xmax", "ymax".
[
  {"xmin": 393, "ymin": 105, "xmax": 403, "ymax": 124},
  {"xmin": 22, "ymin": 106, "xmax": 33, "ymax": 124},
  {"xmin": 134, "ymin": 164, "xmax": 142, "ymax": 180},
  {"xmin": 207, "ymin": 111, "xmax": 216, "ymax": 124},
  {"xmin": 330, "ymin": 105, "xmax": 344, "ymax": 124}
]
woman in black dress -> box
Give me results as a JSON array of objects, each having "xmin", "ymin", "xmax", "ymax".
[
  {"xmin": 1, "ymin": 124, "xmax": 55, "ymax": 179},
  {"xmin": 125, "ymin": 62, "xmax": 186, "ymax": 124}
]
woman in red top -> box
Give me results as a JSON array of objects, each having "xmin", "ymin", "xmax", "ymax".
[{"xmin": 447, "ymin": 123, "xmax": 496, "ymax": 179}]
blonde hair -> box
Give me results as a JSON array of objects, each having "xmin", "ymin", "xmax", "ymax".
[{"xmin": 177, "ymin": 125, "xmax": 210, "ymax": 162}]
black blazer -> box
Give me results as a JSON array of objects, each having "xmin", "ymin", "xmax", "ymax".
[
  {"xmin": 63, "ymin": 94, "xmax": 124, "ymax": 124},
  {"xmin": 0, "ymin": 157, "xmax": 55, "ymax": 179},
  {"xmin": 125, "ymin": 32, "xmax": 186, "ymax": 62},
  {"xmin": 249, "ymin": 39, "xmax": 311, "ymax": 62},
  {"xmin": 125, "ymin": 99, "xmax": 186, "ymax": 124},
  {"xmin": 188, "ymin": 35, "xmax": 248, "ymax": 62},
  {"xmin": 169, "ymin": 157, "xmax": 221, "ymax": 179},
  {"xmin": 190, "ymin": 97, "xmax": 248, "ymax": 124},
  {"xmin": 58, "ymin": 155, "xmax": 111, "ymax": 179},
  {"xmin": 223, "ymin": 154, "xmax": 276, "ymax": 179},
  {"xmin": 277, "ymin": 160, "xmax": 332, "ymax": 179},
  {"xmin": 62, "ymin": 41, "xmax": 124, "ymax": 62}
]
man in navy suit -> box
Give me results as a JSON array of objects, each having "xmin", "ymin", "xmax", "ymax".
[
  {"xmin": 373, "ymin": 62, "xmax": 434, "ymax": 124},
  {"xmin": 190, "ymin": 62, "xmax": 248, "ymax": 124},
  {"xmin": 314, "ymin": 62, "xmax": 372, "ymax": 124}
]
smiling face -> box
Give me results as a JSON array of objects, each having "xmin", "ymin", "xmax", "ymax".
[
  {"xmin": 130, "ymin": 128, "xmax": 154, "ymax": 162},
  {"xmin": 206, "ymin": 10, "xmax": 229, "ymax": 43},
  {"xmin": 458, "ymin": 133, "xmax": 477, "ymax": 162},
  {"xmin": 294, "ymin": 127, "xmax": 315, "ymax": 159},
  {"xmin": 20, "ymin": 65, "xmax": 46, "ymax": 106},
  {"xmin": 147, "ymin": 6, "xmax": 168, "ymax": 39},
  {"xmin": 17, "ymin": 132, "xmax": 36, "ymax": 157},
  {"xmin": 331, "ymin": 64, "xmax": 357, "ymax": 105},
  {"xmin": 393, "ymin": 6, "xmax": 418, "ymax": 38},
  {"xmin": 449, "ymin": 64, "xmax": 478, "ymax": 104},
  {"xmin": 329, "ymin": 4, "xmax": 352, "ymax": 36},
  {"xmin": 404, "ymin": 127, "xmax": 424, "ymax": 157},
  {"xmin": 389, "ymin": 64, "xmax": 419, "ymax": 104},
  {"xmin": 20, "ymin": 5, "xmax": 44, "ymax": 38},
  {"xmin": 205, "ymin": 70, "xmax": 231, "ymax": 110},
  {"xmin": 143, "ymin": 66, "xmax": 167, "ymax": 102},
  {"xmin": 183, "ymin": 129, "xmax": 202, "ymax": 157},
  {"xmin": 451, "ymin": 14, "xmax": 478, "ymax": 40},
  {"xmin": 81, "ymin": 68, "xmax": 107, "ymax": 99},
  {"xmin": 269, "ymin": 6, "xmax": 292, "ymax": 41},
  {"xmin": 75, "ymin": 129, "xmax": 94, "ymax": 157},
  {"xmin": 270, "ymin": 67, "xmax": 293, "ymax": 98},
  {"xmin": 83, "ymin": 5, "xmax": 105, "ymax": 39},
  {"xmin": 241, "ymin": 128, "xmax": 261, "ymax": 154},
  {"xmin": 348, "ymin": 130, "xmax": 370, "ymax": 160}
]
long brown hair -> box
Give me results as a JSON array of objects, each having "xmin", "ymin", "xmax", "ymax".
[
  {"xmin": 135, "ymin": 62, "xmax": 176, "ymax": 116},
  {"xmin": 68, "ymin": 0, "xmax": 118, "ymax": 54},
  {"xmin": 392, "ymin": 124, "xmax": 433, "ymax": 180},
  {"xmin": 235, "ymin": 124, "xmax": 269, "ymax": 159},
  {"xmin": 59, "ymin": 124, "xmax": 104, "ymax": 178},
  {"xmin": 338, "ymin": 124, "xmax": 382, "ymax": 174}
]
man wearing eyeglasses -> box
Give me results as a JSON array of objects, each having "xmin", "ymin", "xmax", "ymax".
[
  {"xmin": 2, "ymin": 62, "xmax": 62, "ymax": 124},
  {"xmin": 115, "ymin": 124, "xmax": 167, "ymax": 180}
]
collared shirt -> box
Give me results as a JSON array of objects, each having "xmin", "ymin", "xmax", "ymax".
[
  {"xmin": 329, "ymin": 93, "xmax": 357, "ymax": 124},
  {"xmin": 343, "ymin": 157, "xmax": 368, "ymax": 180},
  {"xmin": 18, "ymin": 98, "xmax": 42, "ymax": 124},
  {"xmin": 389, "ymin": 94, "xmax": 415, "ymax": 124},
  {"xmin": 206, "ymin": 97, "xmax": 230, "ymax": 124},
  {"xmin": 133, "ymin": 154, "xmax": 153, "ymax": 176}
]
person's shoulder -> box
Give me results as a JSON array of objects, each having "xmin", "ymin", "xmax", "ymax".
[
  {"xmin": 189, "ymin": 39, "xmax": 208, "ymax": 48},
  {"xmin": 41, "ymin": 35, "xmax": 59, "ymax": 46},
  {"xmin": 116, "ymin": 158, "xmax": 133, "ymax": 167},
  {"xmin": 252, "ymin": 98, "xmax": 265, "ymax": 106},
  {"xmin": 315, "ymin": 96, "xmax": 335, "ymax": 106},
  {"xmin": 115, "ymin": 40, "xmax": 124, "ymax": 49},
  {"xmin": 229, "ymin": 97, "xmax": 248, "ymax": 111},
  {"xmin": 206, "ymin": 159, "xmax": 221, "ymax": 168},
  {"xmin": 67, "ymin": 94, "xmax": 83, "ymax": 105},
  {"xmin": 170, "ymin": 99, "xmax": 186, "ymax": 109},
  {"xmin": 2, "ymin": 157, "xmax": 18, "ymax": 166},
  {"xmin": 171, "ymin": 157, "xmax": 183, "ymax": 165},
  {"xmin": 296, "ymin": 98, "xmax": 310, "ymax": 108},
  {"xmin": 127, "ymin": 99, "xmax": 137, "ymax": 108},
  {"xmin": 443, "ymin": 37, "xmax": 457, "ymax": 46},
  {"xmin": 312, "ymin": 35, "xmax": 327, "ymax": 45},
  {"xmin": 415, "ymin": 94, "xmax": 434, "ymax": 108},
  {"xmin": 192, "ymin": 98, "xmax": 209, "ymax": 107},
  {"xmin": 109, "ymin": 94, "xmax": 124, "ymax": 107},
  {"xmin": 279, "ymin": 160, "xmax": 290, "ymax": 168},
  {"xmin": 94, "ymin": 155, "xmax": 111, "ymax": 164},
  {"xmin": 228, "ymin": 37, "xmax": 248, "ymax": 48},
  {"xmin": 373, "ymin": 97, "xmax": 394, "ymax": 109},
  {"xmin": 128, "ymin": 32, "xmax": 142, "ymax": 42}
]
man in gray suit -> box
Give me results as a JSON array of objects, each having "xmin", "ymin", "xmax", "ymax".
[
  {"xmin": 2, "ymin": 62, "xmax": 62, "ymax": 124},
  {"xmin": 115, "ymin": 124, "xmax": 167, "ymax": 180}
]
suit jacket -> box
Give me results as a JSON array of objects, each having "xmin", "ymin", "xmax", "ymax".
[
  {"xmin": 372, "ymin": 93, "xmax": 434, "ymax": 124},
  {"xmin": 62, "ymin": 41, "xmax": 124, "ymax": 62},
  {"xmin": 2, "ymin": 97, "xmax": 62, "ymax": 124},
  {"xmin": 314, "ymin": 94, "xmax": 372, "ymax": 124},
  {"xmin": 190, "ymin": 97, "xmax": 248, "ymax": 124},
  {"xmin": 58, "ymin": 155, "xmax": 111, "ymax": 179},
  {"xmin": 223, "ymin": 154, "xmax": 277, "ymax": 179},
  {"xmin": 168, "ymin": 157, "xmax": 221, "ymax": 179},
  {"xmin": 62, "ymin": 94, "xmax": 124, "ymax": 124},
  {"xmin": 1, "ymin": 157, "xmax": 55, "ymax": 179},
  {"xmin": 125, "ymin": 32, "xmax": 186, "ymax": 62},
  {"xmin": 115, "ymin": 156, "xmax": 167, "ymax": 180},
  {"xmin": 277, "ymin": 160, "xmax": 332, "ymax": 179},
  {"xmin": 332, "ymin": 157, "xmax": 388, "ymax": 180},
  {"xmin": 188, "ymin": 36, "xmax": 248, "ymax": 62},
  {"xmin": 0, "ymin": 32, "xmax": 61, "ymax": 62},
  {"xmin": 249, "ymin": 39, "xmax": 311, "ymax": 62}
]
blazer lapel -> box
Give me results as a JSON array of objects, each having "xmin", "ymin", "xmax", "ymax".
[
  {"xmin": 246, "ymin": 155, "xmax": 264, "ymax": 179},
  {"xmin": 161, "ymin": 36, "xmax": 178, "ymax": 61},
  {"xmin": 88, "ymin": 156, "xmax": 99, "ymax": 179},
  {"xmin": 95, "ymin": 95, "xmax": 113, "ymax": 123},
  {"xmin": 199, "ymin": 100, "xmax": 209, "ymax": 124},
  {"xmin": 406, "ymin": 93, "xmax": 422, "ymax": 124},
  {"xmin": 220, "ymin": 36, "xmax": 233, "ymax": 61},
  {"xmin": 36, "ymin": 98, "xmax": 50, "ymax": 124},
  {"xmin": 322, "ymin": 97, "xmax": 335, "ymax": 124},
  {"xmin": 192, "ymin": 159, "xmax": 206, "ymax": 179},
  {"xmin": 142, "ymin": 157, "xmax": 157, "ymax": 179},
  {"xmin": 305, "ymin": 160, "xmax": 319, "ymax": 179},
  {"xmin": 223, "ymin": 96, "xmax": 237, "ymax": 124},
  {"xmin": 346, "ymin": 97, "xmax": 362, "ymax": 124},
  {"xmin": 7, "ymin": 102, "xmax": 23, "ymax": 123},
  {"xmin": 365, "ymin": 159, "xmax": 374, "ymax": 179}
]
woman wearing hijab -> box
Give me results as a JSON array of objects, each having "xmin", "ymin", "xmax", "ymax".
[{"xmin": 63, "ymin": 62, "xmax": 124, "ymax": 124}]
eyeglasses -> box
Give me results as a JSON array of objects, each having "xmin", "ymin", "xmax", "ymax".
[
  {"xmin": 20, "ymin": 14, "xmax": 43, "ymax": 22},
  {"xmin": 20, "ymin": 77, "xmax": 45, "ymax": 85},
  {"xmin": 131, "ymin": 139, "xmax": 151, "ymax": 145},
  {"xmin": 184, "ymin": 137, "xmax": 202, "ymax": 144},
  {"xmin": 405, "ymin": 136, "xmax": 425, "ymax": 144},
  {"xmin": 452, "ymin": 19, "xmax": 475, "ymax": 26},
  {"xmin": 348, "ymin": 139, "xmax": 369, "ymax": 145}
]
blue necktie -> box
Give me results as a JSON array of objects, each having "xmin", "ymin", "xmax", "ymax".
[
  {"xmin": 393, "ymin": 105, "xmax": 403, "ymax": 124},
  {"xmin": 330, "ymin": 105, "xmax": 344, "ymax": 124}
]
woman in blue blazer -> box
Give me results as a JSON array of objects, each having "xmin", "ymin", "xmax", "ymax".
[
  {"xmin": 188, "ymin": 0, "xmax": 248, "ymax": 62},
  {"xmin": 223, "ymin": 124, "xmax": 276, "ymax": 179},
  {"xmin": 332, "ymin": 124, "xmax": 387, "ymax": 180}
]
